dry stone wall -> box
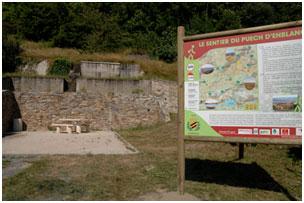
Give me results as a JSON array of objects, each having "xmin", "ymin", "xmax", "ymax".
[
  {"xmin": 4, "ymin": 76, "xmax": 177, "ymax": 131},
  {"xmin": 76, "ymin": 78, "xmax": 178, "ymax": 121},
  {"xmin": 151, "ymin": 80, "xmax": 178, "ymax": 116},
  {"xmin": 14, "ymin": 92, "xmax": 163, "ymax": 131},
  {"xmin": 76, "ymin": 78, "xmax": 151, "ymax": 95}
]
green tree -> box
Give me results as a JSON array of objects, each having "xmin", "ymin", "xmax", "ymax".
[
  {"xmin": 2, "ymin": 35, "xmax": 22, "ymax": 73},
  {"xmin": 2, "ymin": 2, "xmax": 302, "ymax": 63},
  {"xmin": 8, "ymin": 3, "xmax": 68, "ymax": 41}
]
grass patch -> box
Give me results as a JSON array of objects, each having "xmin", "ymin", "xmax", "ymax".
[
  {"xmin": 20, "ymin": 41, "xmax": 177, "ymax": 81},
  {"xmin": 2, "ymin": 119, "xmax": 302, "ymax": 200},
  {"xmin": 3, "ymin": 160, "xmax": 11, "ymax": 169}
]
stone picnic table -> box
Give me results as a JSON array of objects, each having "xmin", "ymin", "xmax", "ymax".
[{"xmin": 51, "ymin": 118, "xmax": 89, "ymax": 133}]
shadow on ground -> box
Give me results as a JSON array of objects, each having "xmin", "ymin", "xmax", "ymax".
[
  {"xmin": 185, "ymin": 158, "xmax": 296, "ymax": 201},
  {"xmin": 287, "ymin": 147, "xmax": 302, "ymax": 161}
]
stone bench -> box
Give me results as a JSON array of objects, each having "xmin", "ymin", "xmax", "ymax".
[{"xmin": 58, "ymin": 119, "xmax": 89, "ymax": 133}]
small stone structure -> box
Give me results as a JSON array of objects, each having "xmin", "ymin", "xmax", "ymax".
[{"xmin": 80, "ymin": 61, "xmax": 144, "ymax": 78}]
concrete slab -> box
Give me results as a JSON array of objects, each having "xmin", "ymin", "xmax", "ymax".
[{"xmin": 2, "ymin": 131, "xmax": 138, "ymax": 155}]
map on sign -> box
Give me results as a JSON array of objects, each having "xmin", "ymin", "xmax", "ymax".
[{"xmin": 198, "ymin": 45, "xmax": 258, "ymax": 111}]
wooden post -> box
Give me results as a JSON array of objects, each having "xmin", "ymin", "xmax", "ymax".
[
  {"xmin": 238, "ymin": 143, "xmax": 244, "ymax": 159},
  {"xmin": 177, "ymin": 26, "xmax": 185, "ymax": 195}
]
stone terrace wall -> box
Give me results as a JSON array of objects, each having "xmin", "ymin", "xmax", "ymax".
[
  {"xmin": 76, "ymin": 78, "xmax": 178, "ymax": 121},
  {"xmin": 80, "ymin": 61, "xmax": 143, "ymax": 78},
  {"xmin": 14, "ymin": 92, "xmax": 163, "ymax": 131},
  {"xmin": 151, "ymin": 80, "xmax": 178, "ymax": 117},
  {"xmin": 76, "ymin": 78, "xmax": 151, "ymax": 95},
  {"xmin": 3, "ymin": 77, "xmax": 64, "ymax": 93},
  {"xmin": 4, "ymin": 76, "xmax": 178, "ymax": 131}
]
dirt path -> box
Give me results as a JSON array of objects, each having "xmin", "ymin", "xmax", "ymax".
[
  {"xmin": 3, "ymin": 131, "xmax": 138, "ymax": 155},
  {"xmin": 2, "ymin": 156, "xmax": 41, "ymax": 179}
]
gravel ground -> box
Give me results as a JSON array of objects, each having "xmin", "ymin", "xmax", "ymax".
[{"xmin": 2, "ymin": 131, "xmax": 138, "ymax": 155}]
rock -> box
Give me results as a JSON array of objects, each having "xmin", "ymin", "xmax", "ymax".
[{"xmin": 36, "ymin": 60, "xmax": 49, "ymax": 76}]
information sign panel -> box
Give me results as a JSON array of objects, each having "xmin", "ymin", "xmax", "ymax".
[{"xmin": 183, "ymin": 26, "xmax": 302, "ymax": 140}]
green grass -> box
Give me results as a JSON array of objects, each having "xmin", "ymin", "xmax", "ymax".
[
  {"xmin": 2, "ymin": 119, "xmax": 302, "ymax": 200},
  {"xmin": 2, "ymin": 160, "xmax": 11, "ymax": 169}
]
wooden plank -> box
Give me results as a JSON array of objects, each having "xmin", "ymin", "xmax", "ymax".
[
  {"xmin": 183, "ymin": 21, "xmax": 302, "ymax": 42},
  {"xmin": 177, "ymin": 26, "xmax": 185, "ymax": 195},
  {"xmin": 184, "ymin": 136, "xmax": 302, "ymax": 146}
]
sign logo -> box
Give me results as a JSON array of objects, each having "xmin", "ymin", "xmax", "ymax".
[
  {"xmin": 187, "ymin": 115, "xmax": 200, "ymax": 131},
  {"xmin": 187, "ymin": 45, "xmax": 196, "ymax": 59},
  {"xmin": 187, "ymin": 64, "xmax": 195, "ymax": 81},
  {"xmin": 281, "ymin": 128, "xmax": 290, "ymax": 136},
  {"xmin": 272, "ymin": 128, "xmax": 280, "ymax": 135},
  {"xmin": 259, "ymin": 129, "xmax": 271, "ymax": 135},
  {"xmin": 238, "ymin": 129, "xmax": 252, "ymax": 135},
  {"xmin": 296, "ymin": 128, "xmax": 302, "ymax": 136},
  {"xmin": 253, "ymin": 128, "xmax": 259, "ymax": 135}
]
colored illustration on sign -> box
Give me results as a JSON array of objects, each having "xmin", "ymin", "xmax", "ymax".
[{"xmin": 198, "ymin": 45, "xmax": 258, "ymax": 111}]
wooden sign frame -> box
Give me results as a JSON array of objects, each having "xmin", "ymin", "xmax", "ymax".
[{"xmin": 177, "ymin": 21, "xmax": 302, "ymax": 194}]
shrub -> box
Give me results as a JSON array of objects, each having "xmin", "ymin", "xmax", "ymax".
[
  {"xmin": 48, "ymin": 58, "xmax": 71, "ymax": 76},
  {"xmin": 2, "ymin": 35, "xmax": 22, "ymax": 73}
]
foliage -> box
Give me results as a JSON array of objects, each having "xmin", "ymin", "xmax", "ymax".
[
  {"xmin": 2, "ymin": 35, "xmax": 22, "ymax": 73},
  {"xmin": 48, "ymin": 58, "xmax": 72, "ymax": 76},
  {"xmin": 3, "ymin": 2, "xmax": 302, "ymax": 62}
]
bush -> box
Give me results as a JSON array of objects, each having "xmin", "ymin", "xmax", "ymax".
[
  {"xmin": 2, "ymin": 35, "xmax": 22, "ymax": 73},
  {"xmin": 48, "ymin": 58, "xmax": 71, "ymax": 76}
]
